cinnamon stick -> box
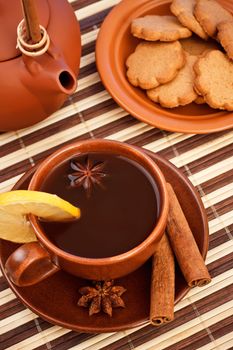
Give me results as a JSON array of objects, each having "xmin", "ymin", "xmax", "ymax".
[
  {"xmin": 21, "ymin": 0, "xmax": 42, "ymax": 43},
  {"xmin": 166, "ymin": 183, "xmax": 211, "ymax": 288},
  {"xmin": 150, "ymin": 233, "xmax": 175, "ymax": 326}
]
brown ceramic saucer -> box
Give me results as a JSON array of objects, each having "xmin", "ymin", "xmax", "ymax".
[
  {"xmin": 0, "ymin": 150, "xmax": 209, "ymax": 333},
  {"xmin": 96, "ymin": 0, "xmax": 233, "ymax": 134}
]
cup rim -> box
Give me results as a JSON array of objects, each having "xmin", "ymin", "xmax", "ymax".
[{"xmin": 28, "ymin": 139, "xmax": 169, "ymax": 266}]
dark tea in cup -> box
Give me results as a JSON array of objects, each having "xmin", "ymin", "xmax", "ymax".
[
  {"xmin": 6, "ymin": 139, "xmax": 168, "ymax": 286},
  {"xmin": 39, "ymin": 152, "xmax": 160, "ymax": 258}
]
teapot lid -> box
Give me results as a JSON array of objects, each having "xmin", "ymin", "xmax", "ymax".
[{"xmin": 0, "ymin": 0, "xmax": 50, "ymax": 62}]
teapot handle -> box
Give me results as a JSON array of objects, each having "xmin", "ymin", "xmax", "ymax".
[{"xmin": 5, "ymin": 242, "xmax": 60, "ymax": 287}]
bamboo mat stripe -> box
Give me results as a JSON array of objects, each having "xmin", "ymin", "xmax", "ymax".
[
  {"xmin": 1, "ymin": 0, "xmax": 233, "ymax": 349},
  {"xmin": 1, "ymin": 126, "xmax": 232, "ymax": 174}
]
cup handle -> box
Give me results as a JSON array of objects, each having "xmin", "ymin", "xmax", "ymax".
[{"xmin": 5, "ymin": 242, "xmax": 60, "ymax": 287}]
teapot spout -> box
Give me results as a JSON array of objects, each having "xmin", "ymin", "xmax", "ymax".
[
  {"xmin": 56, "ymin": 68, "xmax": 77, "ymax": 95},
  {"xmin": 42, "ymin": 47, "xmax": 77, "ymax": 94},
  {"xmin": 19, "ymin": 45, "xmax": 78, "ymax": 117},
  {"xmin": 21, "ymin": 42, "xmax": 78, "ymax": 96}
]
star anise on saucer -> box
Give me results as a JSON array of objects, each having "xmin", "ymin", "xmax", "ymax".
[
  {"xmin": 68, "ymin": 157, "xmax": 107, "ymax": 197},
  {"xmin": 77, "ymin": 280, "xmax": 126, "ymax": 316}
]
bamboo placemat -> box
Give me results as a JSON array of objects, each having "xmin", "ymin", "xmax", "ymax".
[{"xmin": 1, "ymin": 0, "xmax": 233, "ymax": 349}]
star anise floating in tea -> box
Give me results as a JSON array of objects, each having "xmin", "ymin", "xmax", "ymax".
[
  {"xmin": 77, "ymin": 280, "xmax": 126, "ymax": 316},
  {"xmin": 68, "ymin": 157, "xmax": 107, "ymax": 197}
]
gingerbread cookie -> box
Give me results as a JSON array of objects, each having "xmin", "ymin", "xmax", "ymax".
[
  {"xmin": 194, "ymin": 50, "xmax": 233, "ymax": 110},
  {"xmin": 194, "ymin": 0, "xmax": 233, "ymax": 37},
  {"xmin": 126, "ymin": 41, "xmax": 185, "ymax": 90},
  {"xmin": 217, "ymin": 21, "xmax": 233, "ymax": 60},
  {"xmin": 171, "ymin": 0, "xmax": 208, "ymax": 40},
  {"xmin": 147, "ymin": 54, "xmax": 198, "ymax": 108},
  {"xmin": 180, "ymin": 36, "xmax": 220, "ymax": 56},
  {"xmin": 131, "ymin": 15, "xmax": 192, "ymax": 41}
]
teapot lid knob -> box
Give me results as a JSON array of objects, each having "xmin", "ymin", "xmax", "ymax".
[{"xmin": 17, "ymin": 20, "xmax": 50, "ymax": 57}]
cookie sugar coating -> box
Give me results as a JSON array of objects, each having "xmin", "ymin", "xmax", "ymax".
[
  {"xmin": 131, "ymin": 15, "xmax": 192, "ymax": 41},
  {"xmin": 170, "ymin": 0, "xmax": 208, "ymax": 40},
  {"xmin": 194, "ymin": 0, "xmax": 233, "ymax": 37},
  {"xmin": 126, "ymin": 41, "xmax": 185, "ymax": 90},
  {"xmin": 194, "ymin": 50, "xmax": 233, "ymax": 110},
  {"xmin": 147, "ymin": 54, "xmax": 198, "ymax": 108}
]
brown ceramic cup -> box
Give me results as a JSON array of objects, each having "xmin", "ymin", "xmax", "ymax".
[{"xmin": 5, "ymin": 139, "xmax": 169, "ymax": 286}]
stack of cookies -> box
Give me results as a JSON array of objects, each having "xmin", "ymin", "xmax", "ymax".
[{"xmin": 126, "ymin": 0, "xmax": 233, "ymax": 111}]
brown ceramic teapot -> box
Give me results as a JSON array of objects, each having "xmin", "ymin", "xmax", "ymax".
[{"xmin": 0, "ymin": 0, "xmax": 81, "ymax": 131}]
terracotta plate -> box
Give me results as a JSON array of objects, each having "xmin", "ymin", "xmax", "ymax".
[
  {"xmin": 96, "ymin": 0, "xmax": 233, "ymax": 134},
  {"xmin": 0, "ymin": 150, "xmax": 209, "ymax": 333}
]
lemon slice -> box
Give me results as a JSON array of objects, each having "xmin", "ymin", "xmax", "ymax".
[{"xmin": 0, "ymin": 190, "xmax": 80, "ymax": 243}]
